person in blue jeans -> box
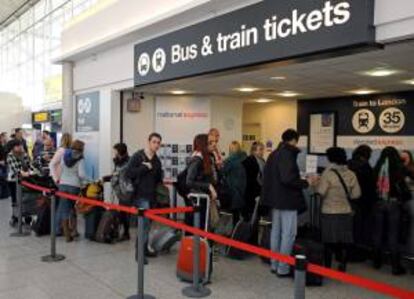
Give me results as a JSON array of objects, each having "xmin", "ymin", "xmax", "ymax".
[
  {"xmin": 262, "ymin": 129, "xmax": 318, "ymax": 277},
  {"xmin": 125, "ymin": 133, "xmax": 163, "ymax": 259},
  {"xmin": 55, "ymin": 140, "xmax": 86, "ymax": 242}
]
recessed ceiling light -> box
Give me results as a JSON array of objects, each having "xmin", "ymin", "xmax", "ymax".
[
  {"xmin": 276, "ymin": 91, "xmax": 301, "ymax": 98},
  {"xmin": 403, "ymin": 79, "xmax": 414, "ymax": 85},
  {"xmin": 255, "ymin": 98, "xmax": 273, "ymax": 103},
  {"xmin": 270, "ymin": 76, "xmax": 286, "ymax": 80},
  {"xmin": 235, "ymin": 87, "xmax": 259, "ymax": 93},
  {"xmin": 348, "ymin": 89, "xmax": 378, "ymax": 95},
  {"xmin": 362, "ymin": 68, "xmax": 400, "ymax": 77},
  {"xmin": 170, "ymin": 90, "xmax": 187, "ymax": 95}
]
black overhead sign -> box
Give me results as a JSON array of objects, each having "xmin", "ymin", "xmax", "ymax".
[{"xmin": 134, "ymin": 0, "xmax": 375, "ymax": 87}]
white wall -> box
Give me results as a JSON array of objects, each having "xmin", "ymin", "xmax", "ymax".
[
  {"xmin": 210, "ymin": 97, "xmax": 243, "ymax": 157},
  {"xmin": 243, "ymin": 100, "xmax": 298, "ymax": 148},
  {"xmin": 122, "ymin": 95, "xmax": 155, "ymax": 154},
  {"xmin": 121, "ymin": 96, "xmax": 243, "ymax": 156},
  {"xmin": 375, "ymin": 0, "xmax": 414, "ymax": 42},
  {"xmin": 0, "ymin": 93, "xmax": 31, "ymax": 134},
  {"xmin": 59, "ymin": 0, "xmax": 259, "ymax": 62}
]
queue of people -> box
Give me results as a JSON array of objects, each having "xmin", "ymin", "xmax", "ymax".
[{"xmin": 2, "ymin": 126, "xmax": 413, "ymax": 278}]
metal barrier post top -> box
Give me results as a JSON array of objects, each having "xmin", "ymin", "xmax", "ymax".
[
  {"xmin": 182, "ymin": 205, "xmax": 211, "ymax": 298},
  {"xmin": 42, "ymin": 190, "xmax": 65, "ymax": 263},
  {"xmin": 10, "ymin": 179, "xmax": 31, "ymax": 237},
  {"xmin": 127, "ymin": 208, "xmax": 155, "ymax": 299},
  {"xmin": 294, "ymin": 255, "xmax": 307, "ymax": 299}
]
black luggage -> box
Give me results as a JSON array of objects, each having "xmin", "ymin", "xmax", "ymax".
[
  {"xmin": 84, "ymin": 207, "xmax": 104, "ymax": 240},
  {"xmin": 95, "ymin": 210, "xmax": 120, "ymax": 243},
  {"xmin": 292, "ymin": 193, "xmax": 323, "ymax": 286},
  {"xmin": 32, "ymin": 199, "xmax": 51, "ymax": 236},
  {"xmin": 293, "ymin": 239, "xmax": 324, "ymax": 286},
  {"xmin": 150, "ymin": 226, "xmax": 181, "ymax": 253},
  {"xmin": 259, "ymin": 220, "xmax": 272, "ymax": 264},
  {"xmin": 227, "ymin": 197, "xmax": 260, "ymax": 259}
]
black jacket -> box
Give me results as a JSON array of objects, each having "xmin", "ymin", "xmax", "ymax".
[
  {"xmin": 186, "ymin": 155, "xmax": 215, "ymax": 195},
  {"xmin": 124, "ymin": 150, "xmax": 162, "ymax": 202},
  {"xmin": 243, "ymin": 155, "xmax": 263, "ymax": 209},
  {"xmin": 348, "ymin": 158, "xmax": 378, "ymax": 210},
  {"xmin": 262, "ymin": 143, "xmax": 308, "ymax": 210}
]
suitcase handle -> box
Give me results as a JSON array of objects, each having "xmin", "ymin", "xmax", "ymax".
[{"xmin": 187, "ymin": 193, "xmax": 210, "ymax": 233}]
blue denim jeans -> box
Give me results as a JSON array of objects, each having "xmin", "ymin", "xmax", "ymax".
[
  {"xmin": 55, "ymin": 185, "xmax": 80, "ymax": 234},
  {"xmin": 270, "ymin": 209, "xmax": 297, "ymax": 275}
]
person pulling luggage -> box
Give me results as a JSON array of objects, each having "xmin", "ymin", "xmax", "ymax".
[
  {"xmin": 102, "ymin": 143, "xmax": 130, "ymax": 241},
  {"xmin": 7, "ymin": 139, "xmax": 36, "ymax": 227},
  {"xmin": 124, "ymin": 133, "xmax": 163, "ymax": 259}
]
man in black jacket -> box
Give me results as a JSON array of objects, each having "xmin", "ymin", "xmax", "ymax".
[
  {"xmin": 262, "ymin": 129, "xmax": 316, "ymax": 277},
  {"xmin": 125, "ymin": 133, "xmax": 163, "ymax": 257}
]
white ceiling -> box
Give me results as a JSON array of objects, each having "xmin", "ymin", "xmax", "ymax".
[
  {"xmin": 0, "ymin": 0, "xmax": 35, "ymax": 27},
  {"xmin": 140, "ymin": 40, "xmax": 414, "ymax": 101}
]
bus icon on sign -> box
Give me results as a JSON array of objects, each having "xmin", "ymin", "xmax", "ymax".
[{"xmin": 137, "ymin": 53, "xmax": 151, "ymax": 76}]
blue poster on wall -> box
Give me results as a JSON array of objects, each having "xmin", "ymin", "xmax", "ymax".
[{"xmin": 74, "ymin": 91, "xmax": 100, "ymax": 180}]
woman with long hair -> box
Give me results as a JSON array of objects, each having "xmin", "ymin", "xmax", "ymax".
[
  {"xmin": 222, "ymin": 141, "xmax": 247, "ymax": 225},
  {"xmin": 185, "ymin": 134, "xmax": 218, "ymax": 230},
  {"xmin": 55, "ymin": 140, "xmax": 86, "ymax": 242},
  {"xmin": 49, "ymin": 133, "xmax": 72, "ymax": 184},
  {"xmin": 373, "ymin": 147, "xmax": 411, "ymax": 275}
]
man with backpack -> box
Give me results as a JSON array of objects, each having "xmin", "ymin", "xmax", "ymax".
[{"xmin": 124, "ymin": 133, "xmax": 163, "ymax": 258}]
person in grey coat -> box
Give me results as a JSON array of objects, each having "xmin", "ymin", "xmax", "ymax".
[{"xmin": 262, "ymin": 129, "xmax": 317, "ymax": 277}]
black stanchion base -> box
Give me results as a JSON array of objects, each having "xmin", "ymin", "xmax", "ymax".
[
  {"xmin": 41, "ymin": 254, "xmax": 66, "ymax": 263},
  {"xmin": 126, "ymin": 295, "xmax": 156, "ymax": 299},
  {"xmin": 10, "ymin": 231, "xmax": 31, "ymax": 237},
  {"xmin": 182, "ymin": 286, "xmax": 212, "ymax": 298}
]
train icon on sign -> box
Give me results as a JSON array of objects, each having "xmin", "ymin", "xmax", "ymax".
[{"xmin": 137, "ymin": 48, "xmax": 167, "ymax": 76}]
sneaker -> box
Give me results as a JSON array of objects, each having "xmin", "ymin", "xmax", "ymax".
[{"xmin": 145, "ymin": 245, "xmax": 158, "ymax": 258}]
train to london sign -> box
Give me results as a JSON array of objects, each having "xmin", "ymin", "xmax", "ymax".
[{"xmin": 134, "ymin": 0, "xmax": 375, "ymax": 87}]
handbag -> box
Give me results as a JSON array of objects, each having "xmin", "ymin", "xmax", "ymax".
[
  {"xmin": 331, "ymin": 169, "xmax": 355, "ymax": 216},
  {"xmin": 209, "ymin": 199, "xmax": 220, "ymax": 229},
  {"xmin": 75, "ymin": 182, "xmax": 103, "ymax": 215}
]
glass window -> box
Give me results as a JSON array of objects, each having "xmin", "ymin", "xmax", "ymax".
[{"xmin": 0, "ymin": 0, "xmax": 99, "ymax": 110}]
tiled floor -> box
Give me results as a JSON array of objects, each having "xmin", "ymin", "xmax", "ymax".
[{"xmin": 0, "ymin": 199, "xmax": 413, "ymax": 299}]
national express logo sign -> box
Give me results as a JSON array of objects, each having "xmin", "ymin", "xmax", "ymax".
[{"xmin": 134, "ymin": 0, "xmax": 375, "ymax": 86}]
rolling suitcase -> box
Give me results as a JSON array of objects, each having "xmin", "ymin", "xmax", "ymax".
[
  {"xmin": 227, "ymin": 197, "xmax": 260, "ymax": 259},
  {"xmin": 259, "ymin": 219, "xmax": 272, "ymax": 264},
  {"xmin": 292, "ymin": 193, "xmax": 323, "ymax": 286},
  {"xmin": 95, "ymin": 210, "xmax": 120, "ymax": 243},
  {"xmin": 150, "ymin": 226, "xmax": 181, "ymax": 253},
  {"xmin": 32, "ymin": 196, "xmax": 51, "ymax": 236},
  {"xmin": 84, "ymin": 207, "xmax": 104, "ymax": 240},
  {"xmin": 177, "ymin": 193, "xmax": 211, "ymax": 283}
]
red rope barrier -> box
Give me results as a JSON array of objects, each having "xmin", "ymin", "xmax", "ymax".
[
  {"xmin": 21, "ymin": 181, "xmax": 53, "ymax": 193},
  {"xmin": 20, "ymin": 182, "xmax": 414, "ymax": 299},
  {"xmin": 55, "ymin": 191, "xmax": 138, "ymax": 215},
  {"xmin": 147, "ymin": 206, "xmax": 194, "ymax": 215},
  {"xmin": 146, "ymin": 211, "xmax": 414, "ymax": 299}
]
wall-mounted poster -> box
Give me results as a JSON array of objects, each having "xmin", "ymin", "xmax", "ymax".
[
  {"xmin": 76, "ymin": 91, "xmax": 100, "ymax": 132},
  {"xmin": 309, "ymin": 112, "xmax": 336, "ymax": 155},
  {"xmin": 159, "ymin": 143, "xmax": 193, "ymax": 181}
]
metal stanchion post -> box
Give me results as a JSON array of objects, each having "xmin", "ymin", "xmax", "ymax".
[
  {"xmin": 127, "ymin": 209, "xmax": 155, "ymax": 299},
  {"xmin": 182, "ymin": 205, "xmax": 211, "ymax": 298},
  {"xmin": 171, "ymin": 185, "xmax": 178, "ymax": 221},
  {"xmin": 10, "ymin": 179, "xmax": 30, "ymax": 237},
  {"xmin": 294, "ymin": 255, "xmax": 307, "ymax": 299},
  {"xmin": 42, "ymin": 190, "xmax": 65, "ymax": 262}
]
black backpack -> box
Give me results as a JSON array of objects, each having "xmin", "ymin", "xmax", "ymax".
[{"xmin": 175, "ymin": 168, "xmax": 189, "ymax": 198}]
